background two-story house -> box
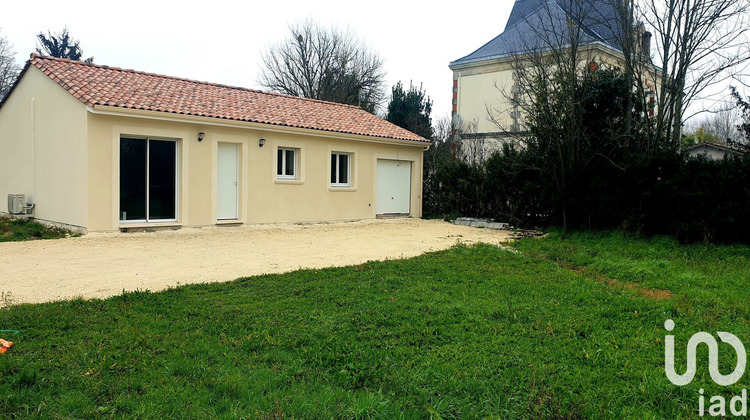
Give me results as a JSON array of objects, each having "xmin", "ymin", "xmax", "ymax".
[{"xmin": 449, "ymin": 0, "xmax": 657, "ymax": 156}]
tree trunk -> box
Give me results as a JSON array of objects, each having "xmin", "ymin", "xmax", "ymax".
[{"xmin": 671, "ymin": 89, "xmax": 684, "ymax": 149}]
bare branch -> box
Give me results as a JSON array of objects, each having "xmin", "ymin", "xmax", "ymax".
[
  {"xmin": 637, "ymin": 0, "xmax": 750, "ymax": 146},
  {"xmin": 0, "ymin": 30, "xmax": 20, "ymax": 101}
]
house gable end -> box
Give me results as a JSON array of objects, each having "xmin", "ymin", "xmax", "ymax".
[{"xmin": 0, "ymin": 65, "xmax": 89, "ymax": 229}]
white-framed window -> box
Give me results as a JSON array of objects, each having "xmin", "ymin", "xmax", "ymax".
[
  {"xmin": 330, "ymin": 152, "xmax": 351, "ymax": 186},
  {"xmin": 277, "ymin": 147, "xmax": 298, "ymax": 179}
]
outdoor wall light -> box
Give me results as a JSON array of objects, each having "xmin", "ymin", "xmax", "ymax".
[
  {"xmin": 259, "ymin": 138, "xmax": 266, "ymax": 147},
  {"xmin": 198, "ymin": 132, "xmax": 205, "ymax": 142}
]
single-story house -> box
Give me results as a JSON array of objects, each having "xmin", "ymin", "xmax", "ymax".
[
  {"xmin": 0, "ymin": 55, "xmax": 428, "ymax": 233},
  {"xmin": 684, "ymin": 142, "xmax": 746, "ymax": 161}
]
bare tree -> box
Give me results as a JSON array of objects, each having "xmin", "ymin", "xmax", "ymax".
[
  {"xmin": 424, "ymin": 115, "xmax": 461, "ymax": 177},
  {"xmin": 636, "ymin": 0, "xmax": 750, "ymax": 148},
  {"xmin": 426, "ymin": 116, "xmax": 455, "ymax": 167},
  {"xmin": 602, "ymin": 0, "xmax": 662, "ymax": 153},
  {"xmin": 0, "ymin": 30, "xmax": 20, "ymax": 101},
  {"xmin": 698, "ymin": 106, "xmax": 743, "ymax": 145},
  {"xmin": 422, "ymin": 115, "xmax": 464, "ymax": 216},
  {"xmin": 258, "ymin": 20, "xmax": 386, "ymax": 113},
  {"xmin": 458, "ymin": 119, "xmax": 487, "ymax": 166}
]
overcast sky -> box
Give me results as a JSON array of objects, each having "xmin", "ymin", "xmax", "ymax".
[
  {"xmin": 4, "ymin": 0, "xmax": 746, "ymax": 129},
  {"xmin": 2, "ymin": 0, "xmax": 513, "ymax": 121}
]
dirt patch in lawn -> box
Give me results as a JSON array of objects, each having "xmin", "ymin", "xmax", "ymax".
[
  {"xmin": 572, "ymin": 266, "xmax": 674, "ymax": 300},
  {"xmin": 508, "ymin": 230, "xmax": 547, "ymax": 240},
  {"xmin": 0, "ymin": 218, "xmax": 512, "ymax": 305}
]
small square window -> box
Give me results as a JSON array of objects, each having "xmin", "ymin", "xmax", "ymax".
[
  {"xmin": 277, "ymin": 147, "xmax": 298, "ymax": 179},
  {"xmin": 331, "ymin": 152, "xmax": 350, "ymax": 186}
]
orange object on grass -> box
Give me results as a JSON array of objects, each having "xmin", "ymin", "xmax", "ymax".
[{"xmin": 0, "ymin": 338, "xmax": 13, "ymax": 354}]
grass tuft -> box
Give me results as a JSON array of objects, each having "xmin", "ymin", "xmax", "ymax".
[{"xmin": 0, "ymin": 216, "xmax": 75, "ymax": 242}]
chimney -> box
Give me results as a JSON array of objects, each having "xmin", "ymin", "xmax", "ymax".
[{"xmin": 641, "ymin": 31, "xmax": 652, "ymax": 58}]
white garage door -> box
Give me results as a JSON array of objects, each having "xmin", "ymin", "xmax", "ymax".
[{"xmin": 376, "ymin": 159, "xmax": 411, "ymax": 215}]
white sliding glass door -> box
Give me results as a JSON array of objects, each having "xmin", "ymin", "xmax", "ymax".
[{"xmin": 120, "ymin": 137, "xmax": 177, "ymax": 222}]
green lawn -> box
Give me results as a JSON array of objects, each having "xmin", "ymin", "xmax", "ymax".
[
  {"xmin": 0, "ymin": 216, "xmax": 73, "ymax": 242},
  {"xmin": 0, "ymin": 231, "xmax": 748, "ymax": 418}
]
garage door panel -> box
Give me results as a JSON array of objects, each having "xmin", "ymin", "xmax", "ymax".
[{"xmin": 376, "ymin": 159, "xmax": 411, "ymax": 214}]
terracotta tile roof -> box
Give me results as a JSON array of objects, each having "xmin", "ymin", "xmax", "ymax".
[{"xmin": 26, "ymin": 54, "xmax": 428, "ymax": 143}]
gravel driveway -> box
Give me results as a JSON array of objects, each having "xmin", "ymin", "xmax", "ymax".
[{"xmin": 0, "ymin": 218, "xmax": 512, "ymax": 305}]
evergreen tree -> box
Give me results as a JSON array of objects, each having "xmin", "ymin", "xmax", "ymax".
[
  {"xmin": 385, "ymin": 81, "xmax": 433, "ymax": 140},
  {"xmin": 36, "ymin": 27, "xmax": 93, "ymax": 63}
]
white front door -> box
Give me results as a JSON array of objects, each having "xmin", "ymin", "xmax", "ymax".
[
  {"xmin": 376, "ymin": 159, "xmax": 412, "ymax": 215},
  {"xmin": 217, "ymin": 142, "xmax": 239, "ymax": 220}
]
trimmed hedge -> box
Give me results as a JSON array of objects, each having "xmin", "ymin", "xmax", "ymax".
[{"xmin": 425, "ymin": 150, "xmax": 750, "ymax": 244}]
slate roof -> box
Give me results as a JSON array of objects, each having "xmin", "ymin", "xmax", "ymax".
[
  {"xmin": 450, "ymin": 0, "xmax": 624, "ymax": 67},
  {"xmin": 7, "ymin": 54, "xmax": 428, "ymax": 143}
]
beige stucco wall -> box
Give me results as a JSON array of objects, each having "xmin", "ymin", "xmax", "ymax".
[
  {"xmin": 87, "ymin": 111, "xmax": 425, "ymax": 232},
  {"xmin": 454, "ymin": 61, "xmax": 516, "ymax": 134},
  {"xmin": 0, "ymin": 67, "xmax": 88, "ymax": 228}
]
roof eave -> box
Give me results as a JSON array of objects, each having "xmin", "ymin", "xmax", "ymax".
[
  {"xmin": 450, "ymin": 41, "xmax": 625, "ymax": 70},
  {"xmin": 88, "ymin": 105, "xmax": 429, "ymax": 146},
  {"xmin": 685, "ymin": 142, "xmax": 746, "ymax": 154},
  {"xmin": 449, "ymin": 53, "xmax": 515, "ymax": 70}
]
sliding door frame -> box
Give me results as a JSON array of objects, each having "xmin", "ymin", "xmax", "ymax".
[{"xmin": 119, "ymin": 136, "xmax": 179, "ymax": 223}]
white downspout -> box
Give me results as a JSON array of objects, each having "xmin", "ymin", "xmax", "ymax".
[{"xmin": 31, "ymin": 98, "xmax": 35, "ymax": 203}]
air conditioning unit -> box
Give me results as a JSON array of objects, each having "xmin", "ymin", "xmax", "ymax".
[{"xmin": 7, "ymin": 194, "xmax": 25, "ymax": 214}]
